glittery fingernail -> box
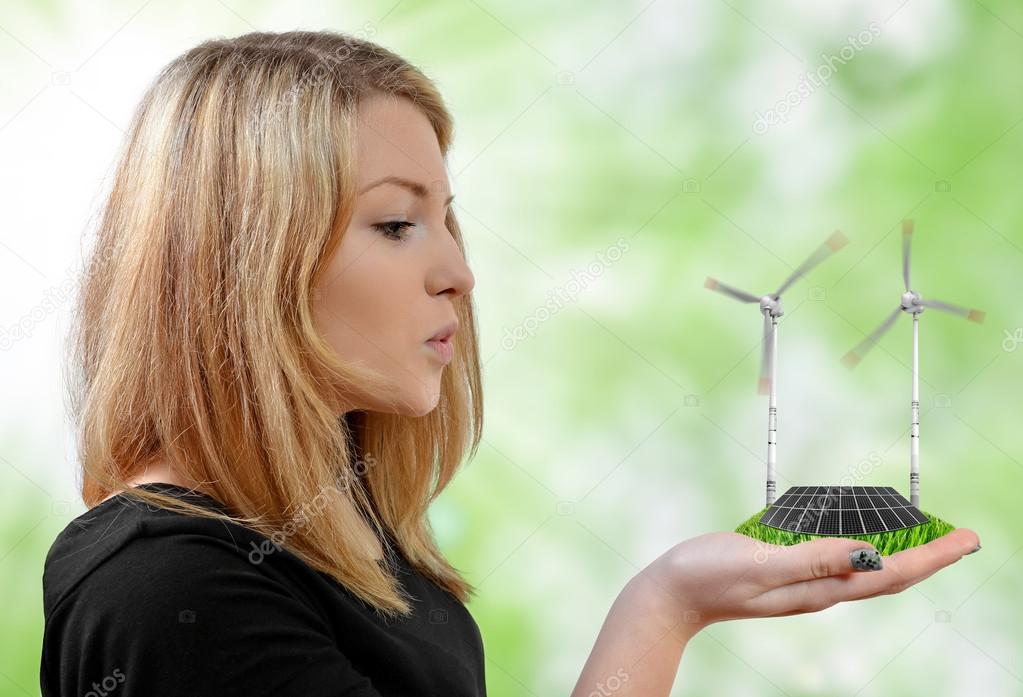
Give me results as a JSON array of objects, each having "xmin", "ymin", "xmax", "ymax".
[
  {"xmin": 850, "ymin": 548, "xmax": 883, "ymax": 571},
  {"xmin": 964, "ymin": 544, "xmax": 981, "ymax": 555}
]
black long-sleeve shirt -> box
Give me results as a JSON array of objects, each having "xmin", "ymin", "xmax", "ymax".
[{"xmin": 40, "ymin": 482, "xmax": 486, "ymax": 696}]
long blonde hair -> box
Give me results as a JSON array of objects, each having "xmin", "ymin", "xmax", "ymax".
[{"xmin": 64, "ymin": 30, "xmax": 483, "ymax": 618}]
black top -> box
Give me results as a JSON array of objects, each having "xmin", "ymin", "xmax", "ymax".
[{"xmin": 40, "ymin": 483, "xmax": 486, "ymax": 696}]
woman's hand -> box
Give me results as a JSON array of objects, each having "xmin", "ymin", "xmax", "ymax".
[
  {"xmin": 571, "ymin": 528, "xmax": 980, "ymax": 697},
  {"xmin": 640, "ymin": 527, "xmax": 981, "ymax": 635}
]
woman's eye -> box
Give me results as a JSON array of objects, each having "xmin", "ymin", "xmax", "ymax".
[{"xmin": 372, "ymin": 221, "xmax": 415, "ymax": 241}]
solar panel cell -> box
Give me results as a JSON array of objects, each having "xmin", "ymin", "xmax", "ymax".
[
  {"xmin": 859, "ymin": 509, "xmax": 885, "ymax": 534},
  {"xmin": 817, "ymin": 510, "xmax": 840, "ymax": 535},
  {"xmin": 877, "ymin": 507, "xmax": 903, "ymax": 529},
  {"xmin": 806, "ymin": 494, "xmax": 828, "ymax": 510},
  {"xmin": 759, "ymin": 507, "xmax": 780, "ymax": 525},
  {"xmin": 790, "ymin": 509, "xmax": 820, "ymax": 533},
  {"xmin": 893, "ymin": 507, "xmax": 918, "ymax": 526},
  {"xmin": 907, "ymin": 508, "xmax": 929, "ymax": 524},
  {"xmin": 840, "ymin": 510, "xmax": 861, "ymax": 535},
  {"xmin": 773, "ymin": 508, "xmax": 798, "ymax": 528}
]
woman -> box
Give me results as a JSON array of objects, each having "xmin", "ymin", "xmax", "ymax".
[{"xmin": 41, "ymin": 29, "xmax": 980, "ymax": 697}]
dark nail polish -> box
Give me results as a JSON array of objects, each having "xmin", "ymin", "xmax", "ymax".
[
  {"xmin": 850, "ymin": 548, "xmax": 883, "ymax": 571},
  {"xmin": 965, "ymin": 544, "xmax": 981, "ymax": 555}
]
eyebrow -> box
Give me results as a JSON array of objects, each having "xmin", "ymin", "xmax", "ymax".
[{"xmin": 358, "ymin": 175, "xmax": 455, "ymax": 207}]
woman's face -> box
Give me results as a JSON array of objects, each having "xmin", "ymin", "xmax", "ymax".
[{"xmin": 313, "ymin": 94, "xmax": 475, "ymax": 417}]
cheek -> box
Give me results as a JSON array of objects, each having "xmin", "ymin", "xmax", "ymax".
[{"xmin": 313, "ymin": 236, "xmax": 419, "ymax": 367}]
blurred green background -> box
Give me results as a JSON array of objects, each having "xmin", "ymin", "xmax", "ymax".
[{"xmin": 2, "ymin": 1, "xmax": 1021, "ymax": 695}]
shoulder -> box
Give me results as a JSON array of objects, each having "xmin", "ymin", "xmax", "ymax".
[
  {"xmin": 42, "ymin": 512, "xmax": 381, "ymax": 696},
  {"xmin": 43, "ymin": 490, "xmax": 254, "ymax": 615},
  {"xmin": 61, "ymin": 531, "xmax": 334, "ymax": 649},
  {"xmin": 43, "ymin": 490, "xmax": 326, "ymax": 626}
]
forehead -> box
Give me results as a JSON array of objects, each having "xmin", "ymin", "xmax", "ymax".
[{"xmin": 354, "ymin": 94, "xmax": 449, "ymax": 194}]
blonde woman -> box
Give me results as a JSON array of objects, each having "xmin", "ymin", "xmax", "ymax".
[{"xmin": 40, "ymin": 30, "xmax": 980, "ymax": 697}]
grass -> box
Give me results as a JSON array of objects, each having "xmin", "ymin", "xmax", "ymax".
[{"xmin": 735, "ymin": 507, "xmax": 957, "ymax": 555}]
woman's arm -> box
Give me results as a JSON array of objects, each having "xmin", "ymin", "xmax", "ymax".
[
  {"xmin": 569, "ymin": 567, "xmax": 701, "ymax": 696},
  {"xmin": 571, "ymin": 528, "xmax": 980, "ymax": 697}
]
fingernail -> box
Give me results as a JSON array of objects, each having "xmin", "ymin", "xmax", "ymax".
[
  {"xmin": 964, "ymin": 544, "xmax": 981, "ymax": 555},
  {"xmin": 850, "ymin": 548, "xmax": 884, "ymax": 571}
]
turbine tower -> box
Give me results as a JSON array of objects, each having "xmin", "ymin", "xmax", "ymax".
[
  {"xmin": 841, "ymin": 219, "xmax": 985, "ymax": 508},
  {"xmin": 706, "ymin": 230, "xmax": 849, "ymax": 506}
]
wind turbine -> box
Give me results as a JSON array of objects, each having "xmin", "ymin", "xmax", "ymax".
[
  {"xmin": 841, "ymin": 219, "xmax": 985, "ymax": 508},
  {"xmin": 706, "ymin": 230, "xmax": 849, "ymax": 507}
]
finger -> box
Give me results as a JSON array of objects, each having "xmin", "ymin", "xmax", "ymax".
[
  {"xmin": 757, "ymin": 536, "xmax": 887, "ymax": 588},
  {"xmin": 840, "ymin": 528, "xmax": 980, "ymax": 602},
  {"xmin": 852, "ymin": 567, "xmax": 942, "ymax": 602},
  {"xmin": 758, "ymin": 528, "xmax": 979, "ymax": 612}
]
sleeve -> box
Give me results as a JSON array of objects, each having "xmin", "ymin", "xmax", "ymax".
[{"xmin": 43, "ymin": 532, "xmax": 384, "ymax": 697}]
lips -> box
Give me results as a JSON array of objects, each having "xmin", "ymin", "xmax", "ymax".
[
  {"xmin": 428, "ymin": 320, "xmax": 458, "ymax": 343},
  {"xmin": 425, "ymin": 320, "xmax": 458, "ymax": 365}
]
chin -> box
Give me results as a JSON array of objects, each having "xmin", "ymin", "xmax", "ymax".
[
  {"xmin": 346, "ymin": 373, "xmax": 442, "ymax": 418},
  {"xmin": 390, "ymin": 385, "xmax": 442, "ymax": 418}
]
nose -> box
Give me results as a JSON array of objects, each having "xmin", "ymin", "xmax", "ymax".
[{"xmin": 427, "ymin": 220, "xmax": 475, "ymax": 299}]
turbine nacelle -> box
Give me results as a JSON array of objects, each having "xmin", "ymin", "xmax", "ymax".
[
  {"xmin": 760, "ymin": 295, "xmax": 783, "ymax": 318},
  {"xmin": 901, "ymin": 290, "xmax": 923, "ymax": 314}
]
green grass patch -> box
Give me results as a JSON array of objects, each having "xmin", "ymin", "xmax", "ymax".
[{"xmin": 735, "ymin": 507, "xmax": 956, "ymax": 555}]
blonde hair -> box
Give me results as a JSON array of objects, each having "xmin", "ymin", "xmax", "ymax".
[{"xmin": 64, "ymin": 30, "xmax": 483, "ymax": 618}]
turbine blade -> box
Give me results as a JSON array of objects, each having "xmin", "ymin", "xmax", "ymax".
[
  {"xmin": 902, "ymin": 219, "xmax": 913, "ymax": 291},
  {"xmin": 774, "ymin": 230, "xmax": 849, "ymax": 296},
  {"xmin": 841, "ymin": 306, "xmax": 903, "ymax": 369},
  {"xmin": 704, "ymin": 277, "xmax": 759, "ymax": 303},
  {"xmin": 758, "ymin": 312, "xmax": 774, "ymax": 395},
  {"xmin": 920, "ymin": 298, "xmax": 986, "ymax": 323}
]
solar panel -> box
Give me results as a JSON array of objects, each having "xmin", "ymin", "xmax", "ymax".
[{"xmin": 758, "ymin": 486, "xmax": 927, "ymax": 536}]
